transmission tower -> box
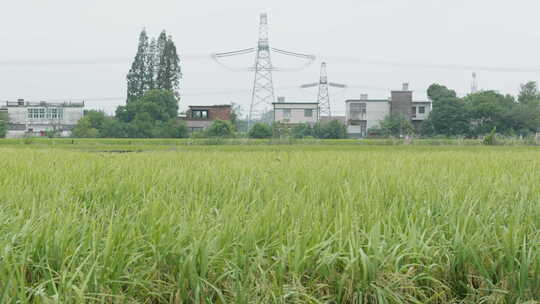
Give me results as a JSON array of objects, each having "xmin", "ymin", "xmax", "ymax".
[
  {"xmin": 250, "ymin": 13, "xmax": 275, "ymax": 123},
  {"xmin": 471, "ymin": 72, "xmax": 478, "ymax": 94},
  {"xmin": 212, "ymin": 13, "xmax": 316, "ymax": 126},
  {"xmin": 301, "ymin": 62, "xmax": 346, "ymax": 118}
]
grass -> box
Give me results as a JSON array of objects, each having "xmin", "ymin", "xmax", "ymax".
[{"xmin": 1, "ymin": 142, "xmax": 540, "ymax": 303}]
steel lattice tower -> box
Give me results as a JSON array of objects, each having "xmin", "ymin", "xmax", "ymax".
[
  {"xmin": 471, "ymin": 72, "xmax": 478, "ymax": 94},
  {"xmin": 249, "ymin": 13, "xmax": 275, "ymax": 123},
  {"xmin": 212, "ymin": 13, "xmax": 316, "ymax": 127},
  {"xmin": 317, "ymin": 62, "xmax": 331, "ymax": 118},
  {"xmin": 301, "ymin": 62, "xmax": 346, "ymax": 119}
]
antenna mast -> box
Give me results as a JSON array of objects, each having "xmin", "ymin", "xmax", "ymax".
[{"xmin": 471, "ymin": 72, "xmax": 478, "ymax": 94}]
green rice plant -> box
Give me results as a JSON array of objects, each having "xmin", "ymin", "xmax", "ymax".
[{"xmin": 0, "ymin": 145, "xmax": 539, "ymax": 303}]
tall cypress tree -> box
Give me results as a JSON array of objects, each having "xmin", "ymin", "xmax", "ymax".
[
  {"xmin": 156, "ymin": 36, "xmax": 182, "ymax": 97},
  {"xmin": 126, "ymin": 29, "xmax": 150, "ymax": 103},
  {"xmin": 144, "ymin": 38, "xmax": 157, "ymax": 92},
  {"xmin": 155, "ymin": 31, "xmax": 168, "ymax": 78}
]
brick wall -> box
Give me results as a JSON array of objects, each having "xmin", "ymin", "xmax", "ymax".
[
  {"xmin": 390, "ymin": 91, "xmax": 412, "ymax": 118},
  {"xmin": 208, "ymin": 106, "xmax": 232, "ymax": 120}
]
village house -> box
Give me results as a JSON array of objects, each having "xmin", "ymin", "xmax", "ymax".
[
  {"xmin": 345, "ymin": 83, "xmax": 432, "ymax": 137},
  {"xmin": 2, "ymin": 99, "xmax": 84, "ymax": 138},
  {"xmin": 179, "ymin": 104, "xmax": 233, "ymax": 132}
]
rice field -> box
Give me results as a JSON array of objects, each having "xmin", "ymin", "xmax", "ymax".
[{"xmin": 1, "ymin": 144, "xmax": 540, "ymax": 303}]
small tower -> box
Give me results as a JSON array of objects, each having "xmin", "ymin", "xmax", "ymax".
[{"xmin": 471, "ymin": 72, "xmax": 478, "ymax": 94}]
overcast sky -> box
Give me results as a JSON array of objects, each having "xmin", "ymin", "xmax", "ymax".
[{"xmin": 1, "ymin": 0, "xmax": 540, "ymax": 115}]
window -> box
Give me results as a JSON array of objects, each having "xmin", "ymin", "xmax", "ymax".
[
  {"xmin": 304, "ymin": 109, "xmax": 313, "ymax": 117},
  {"xmin": 192, "ymin": 110, "xmax": 209, "ymax": 119},
  {"xmin": 27, "ymin": 108, "xmax": 63, "ymax": 120},
  {"xmin": 350, "ymin": 103, "xmax": 366, "ymax": 120},
  {"xmin": 283, "ymin": 109, "xmax": 291, "ymax": 118},
  {"xmin": 419, "ymin": 106, "xmax": 425, "ymax": 114},
  {"xmin": 412, "ymin": 107, "xmax": 417, "ymax": 115}
]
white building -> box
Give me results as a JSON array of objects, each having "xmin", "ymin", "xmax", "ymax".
[
  {"xmin": 345, "ymin": 84, "xmax": 432, "ymax": 138},
  {"xmin": 273, "ymin": 101, "xmax": 319, "ymax": 125},
  {"xmin": 4, "ymin": 99, "xmax": 84, "ymax": 138},
  {"xmin": 346, "ymin": 98, "xmax": 390, "ymax": 137}
]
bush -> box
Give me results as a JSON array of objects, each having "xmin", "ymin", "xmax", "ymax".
[
  {"xmin": 248, "ymin": 123, "xmax": 272, "ymax": 138},
  {"xmin": 483, "ymin": 127, "xmax": 498, "ymax": 145},
  {"xmin": 0, "ymin": 112, "xmax": 7, "ymax": 138},
  {"xmin": 206, "ymin": 120, "xmax": 234, "ymax": 138},
  {"xmin": 313, "ymin": 120, "xmax": 347, "ymax": 139},
  {"xmin": 378, "ymin": 113, "xmax": 415, "ymax": 137},
  {"xmin": 291, "ymin": 123, "xmax": 313, "ymax": 138}
]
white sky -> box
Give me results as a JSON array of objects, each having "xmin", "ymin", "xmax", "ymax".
[{"xmin": 1, "ymin": 0, "xmax": 540, "ymax": 116}]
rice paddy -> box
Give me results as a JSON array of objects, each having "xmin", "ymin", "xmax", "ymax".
[{"xmin": 1, "ymin": 143, "xmax": 539, "ymax": 303}]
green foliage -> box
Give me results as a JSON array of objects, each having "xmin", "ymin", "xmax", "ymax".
[
  {"xmin": 206, "ymin": 120, "xmax": 234, "ymax": 137},
  {"xmin": 291, "ymin": 123, "xmax": 313, "ymax": 138},
  {"xmin": 378, "ymin": 113, "xmax": 415, "ymax": 137},
  {"xmin": 271, "ymin": 122, "xmax": 290, "ymax": 138},
  {"xmin": 0, "ymin": 111, "xmax": 8, "ymax": 138},
  {"xmin": 518, "ymin": 81, "xmax": 540, "ymax": 106},
  {"xmin": 423, "ymin": 84, "xmax": 471, "ymax": 137},
  {"xmin": 483, "ymin": 127, "xmax": 498, "ymax": 145},
  {"xmin": 463, "ymin": 91, "xmax": 515, "ymax": 135},
  {"xmin": 424, "ymin": 82, "xmax": 540, "ymax": 138},
  {"xmin": 126, "ymin": 29, "xmax": 150, "ymax": 103},
  {"xmin": 248, "ymin": 123, "xmax": 272, "ymax": 138},
  {"xmin": 313, "ymin": 120, "xmax": 347, "ymax": 139},
  {"xmin": 1, "ymin": 146, "xmax": 540, "ymax": 302},
  {"xmin": 127, "ymin": 29, "xmax": 182, "ymax": 103},
  {"xmin": 72, "ymin": 110, "xmax": 106, "ymax": 138},
  {"xmin": 427, "ymin": 83, "xmax": 457, "ymax": 101}
]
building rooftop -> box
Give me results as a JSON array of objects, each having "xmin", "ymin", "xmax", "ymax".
[
  {"xmin": 188, "ymin": 104, "xmax": 231, "ymax": 108},
  {"xmin": 346, "ymin": 99, "xmax": 389, "ymax": 103},
  {"xmin": 272, "ymin": 102, "xmax": 318, "ymax": 105},
  {"xmin": 5, "ymin": 100, "xmax": 84, "ymax": 108}
]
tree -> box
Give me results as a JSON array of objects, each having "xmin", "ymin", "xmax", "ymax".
[
  {"xmin": 423, "ymin": 84, "xmax": 470, "ymax": 137},
  {"xmin": 72, "ymin": 110, "xmax": 107, "ymax": 138},
  {"xmin": 156, "ymin": 36, "xmax": 182, "ymax": 97},
  {"xmin": 248, "ymin": 123, "xmax": 272, "ymax": 138},
  {"xmin": 127, "ymin": 29, "xmax": 150, "ymax": 103},
  {"xmin": 127, "ymin": 29, "xmax": 182, "ymax": 103},
  {"xmin": 0, "ymin": 111, "xmax": 8, "ymax": 138},
  {"xmin": 230, "ymin": 102, "xmax": 246, "ymax": 131},
  {"xmin": 313, "ymin": 120, "xmax": 347, "ymax": 139},
  {"xmin": 427, "ymin": 83, "xmax": 457, "ymax": 101},
  {"xmin": 518, "ymin": 81, "xmax": 540, "ymax": 106},
  {"xmin": 118, "ymin": 90, "xmax": 178, "ymax": 124},
  {"xmin": 291, "ymin": 123, "xmax": 313, "ymax": 138},
  {"xmin": 463, "ymin": 91, "xmax": 515, "ymax": 135},
  {"xmin": 206, "ymin": 120, "xmax": 234, "ymax": 137},
  {"xmin": 152, "ymin": 120, "xmax": 188, "ymax": 138},
  {"xmin": 72, "ymin": 117, "xmax": 99, "ymax": 138},
  {"xmin": 378, "ymin": 113, "xmax": 414, "ymax": 137}
]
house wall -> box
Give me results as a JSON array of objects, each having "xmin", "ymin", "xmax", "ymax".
[
  {"xmin": 346, "ymin": 100, "xmax": 390, "ymax": 135},
  {"xmin": 273, "ymin": 103, "xmax": 318, "ymax": 125},
  {"xmin": 188, "ymin": 106, "xmax": 232, "ymax": 121},
  {"xmin": 390, "ymin": 90, "xmax": 413, "ymax": 118},
  {"xmin": 6, "ymin": 105, "xmax": 83, "ymax": 137},
  {"xmin": 412, "ymin": 102, "xmax": 432, "ymax": 121},
  {"xmin": 182, "ymin": 105, "xmax": 233, "ymax": 132}
]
